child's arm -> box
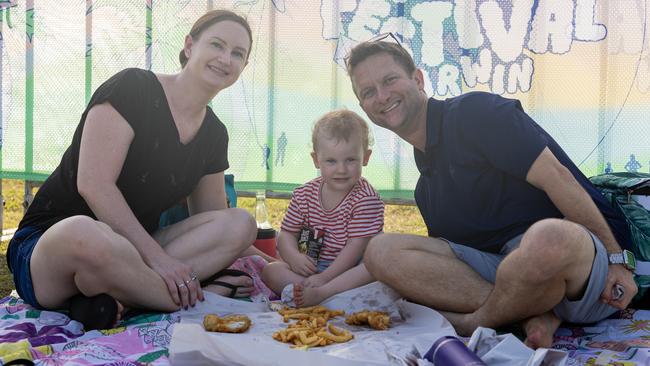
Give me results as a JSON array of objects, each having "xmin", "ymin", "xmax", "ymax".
[
  {"xmin": 305, "ymin": 187, "xmax": 385, "ymax": 288},
  {"xmin": 277, "ymin": 230, "xmax": 318, "ymax": 277},
  {"xmin": 303, "ymin": 236, "xmax": 370, "ymax": 287}
]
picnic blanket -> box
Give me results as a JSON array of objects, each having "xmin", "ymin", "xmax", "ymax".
[
  {"xmin": 2, "ymin": 292, "xmax": 650, "ymax": 365},
  {"xmin": 0, "ymin": 293, "xmax": 176, "ymax": 365}
]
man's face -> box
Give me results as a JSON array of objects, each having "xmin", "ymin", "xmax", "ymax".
[{"xmin": 351, "ymin": 53, "xmax": 424, "ymax": 135}]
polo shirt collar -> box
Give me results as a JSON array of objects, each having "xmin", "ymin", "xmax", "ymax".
[{"xmin": 425, "ymin": 97, "xmax": 444, "ymax": 153}]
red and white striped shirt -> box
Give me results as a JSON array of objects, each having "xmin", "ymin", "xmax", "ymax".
[{"xmin": 281, "ymin": 176, "xmax": 385, "ymax": 261}]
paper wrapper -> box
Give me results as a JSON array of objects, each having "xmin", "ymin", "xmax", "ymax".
[
  {"xmin": 170, "ymin": 282, "xmax": 456, "ymax": 365},
  {"xmin": 170, "ymin": 282, "xmax": 568, "ymax": 365}
]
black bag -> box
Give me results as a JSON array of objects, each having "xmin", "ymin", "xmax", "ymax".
[{"xmin": 590, "ymin": 172, "xmax": 650, "ymax": 307}]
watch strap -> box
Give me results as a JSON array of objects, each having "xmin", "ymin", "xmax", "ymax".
[{"xmin": 608, "ymin": 252, "xmax": 624, "ymax": 265}]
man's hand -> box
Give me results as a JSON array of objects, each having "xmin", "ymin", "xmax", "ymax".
[
  {"xmin": 286, "ymin": 253, "xmax": 317, "ymax": 277},
  {"xmin": 600, "ymin": 264, "xmax": 637, "ymax": 309}
]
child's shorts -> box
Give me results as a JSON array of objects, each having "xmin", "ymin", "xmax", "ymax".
[{"xmin": 316, "ymin": 259, "xmax": 333, "ymax": 273}]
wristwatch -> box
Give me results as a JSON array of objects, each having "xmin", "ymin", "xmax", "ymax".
[{"xmin": 608, "ymin": 249, "xmax": 637, "ymax": 271}]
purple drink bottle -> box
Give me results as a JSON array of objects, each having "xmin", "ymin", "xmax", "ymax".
[{"xmin": 424, "ymin": 336, "xmax": 487, "ymax": 366}]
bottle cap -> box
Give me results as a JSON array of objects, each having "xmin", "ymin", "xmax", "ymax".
[{"xmin": 257, "ymin": 227, "xmax": 276, "ymax": 239}]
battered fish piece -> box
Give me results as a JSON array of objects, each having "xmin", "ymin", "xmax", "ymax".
[
  {"xmin": 345, "ymin": 310, "xmax": 390, "ymax": 330},
  {"xmin": 203, "ymin": 314, "xmax": 252, "ymax": 333}
]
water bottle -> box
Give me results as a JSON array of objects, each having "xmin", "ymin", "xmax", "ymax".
[
  {"xmin": 255, "ymin": 191, "xmax": 271, "ymax": 229},
  {"xmin": 423, "ymin": 336, "xmax": 486, "ymax": 366},
  {"xmin": 254, "ymin": 191, "xmax": 276, "ymax": 257}
]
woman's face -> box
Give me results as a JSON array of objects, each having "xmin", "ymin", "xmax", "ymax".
[{"xmin": 184, "ymin": 20, "xmax": 250, "ymax": 91}]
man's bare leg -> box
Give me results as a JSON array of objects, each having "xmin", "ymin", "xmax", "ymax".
[
  {"xmin": 442, "ymin": 219, "xmax": 594, "ymax": 348},
  {"xmin": 364, "ymin": 233, "xmax": 492, "ymax": 312}
]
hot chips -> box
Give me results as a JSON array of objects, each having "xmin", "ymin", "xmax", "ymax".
[
  {"xmin": 272, "ymin": 318, "xmax": 353, "ymax": 348},
  {"xmin": 273, "ymin": 305, "xmax": 352, "ymax": 348},
  {"xmin": 278, "ymin": 305, "xmax": 345, "ymax": 323},
  {"xmin": 345, "ymin": 310, "xmax": 391, "ymax": 330}
]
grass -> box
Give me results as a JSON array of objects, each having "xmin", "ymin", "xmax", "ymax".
[{"xmin": 0, "ymin": 179, "xmax": 427, "ymax": 297}]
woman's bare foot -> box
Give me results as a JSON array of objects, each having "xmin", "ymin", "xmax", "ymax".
[
  {"xmin": 293, "ymin": 283, "xmax": 332, "ymax": 307},
  {"xmin": 523, "ymin": 311, "xmax": 561, "ymax": 349},
  {"xmin": 115, "ymin": 300, "xmax": 125, "ymax": 324},
  {"xmin": 203, "ymin": 274, "xmax": 254, "ymax": 298}
]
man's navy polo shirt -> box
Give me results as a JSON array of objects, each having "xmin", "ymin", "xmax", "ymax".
[{"xmin": 414, "ymin": 92, "xmax": 630, "ymax": 253}]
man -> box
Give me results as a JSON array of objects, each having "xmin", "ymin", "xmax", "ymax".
[{"xmin": 347, "ymin": 40, "xmax": 637, "ymax": 349}]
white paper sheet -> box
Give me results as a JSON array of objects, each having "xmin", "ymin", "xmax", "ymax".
[
  {"xmin": 468, "ymin": 327, "xmax": 568, "ymax": 366},
  {"xmin": 170, "ymin": 282, "xmax": 568, "ymax": 366},
  {"xmin": 170, "ymin": 282, "xmax": 455, "ymax": 365}
]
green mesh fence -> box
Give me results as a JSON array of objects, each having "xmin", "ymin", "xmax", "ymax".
[{"xmin": 1, "ymin": 1, "xmax": 649, "ymax": 201}]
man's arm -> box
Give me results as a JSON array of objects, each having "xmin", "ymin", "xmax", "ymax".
[{"xmin": 526, "ymin": 147, "xmax": 637, "ymax": 308}]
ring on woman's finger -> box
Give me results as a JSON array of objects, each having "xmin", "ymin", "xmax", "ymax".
[
  {"xmin": 184, "ymin": 279, "xmax": 192, "ymax": 286},
  {"xmin": 177, "ymin": 282, "xmax": 187, "ymax": 288},
  {"xmin": 190, "ymin": 273, "xmax": 198, "ymax": 282}
]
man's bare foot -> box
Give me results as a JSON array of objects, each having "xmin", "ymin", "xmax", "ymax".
[
  {"xmin": 293, "ymin": 283, "xmax": 330, "ymax": 307},
  {"xmin": 523, "ymin": 311, "xmax": 561, "ymax": 349},
  {"xmin": 439, "ymin": 310, "xmax": 476, "ymax": 336},
  {"xmin": 203, "ymin": 274, "xmax": 254, "ymax": 298}
]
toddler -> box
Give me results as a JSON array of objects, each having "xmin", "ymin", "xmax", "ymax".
[{"xmin": 262, "ymin": 110, "xmax": 384, "ymax": 307}]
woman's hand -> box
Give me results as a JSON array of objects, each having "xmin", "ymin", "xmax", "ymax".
[
  {"xmin": 147, "ymin": 252, "xmax": 204, "ymax": 309},
  {"xmin": 286, "ymin": 253, "xmax": 317, "ymax": 277}
]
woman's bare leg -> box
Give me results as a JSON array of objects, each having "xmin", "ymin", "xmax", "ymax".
[
  {"xmin": 154, "ymin": 208, "xmax": 257, "ymax": 297},
  {"xmin": 30, "ymin": 216, "xmax": 178, "ymax": 311}
]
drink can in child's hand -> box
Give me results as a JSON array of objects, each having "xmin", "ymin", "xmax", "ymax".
[
  {"xmin": 424, "ymin": 336, "xmax": 486, "ymax": 366},
  {"xmin": 298, "ymin": 226, "xmax": 325, "ymax": 261}
]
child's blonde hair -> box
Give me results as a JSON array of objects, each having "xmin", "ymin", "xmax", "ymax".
[{"xmin": 312, "ymin": 110, "xmax": 372, "ymax": 152}]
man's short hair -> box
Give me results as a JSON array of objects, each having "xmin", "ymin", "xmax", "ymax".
[{"xmin": 346, "ymin": 41, "xmax": 416, "ymax": 77}]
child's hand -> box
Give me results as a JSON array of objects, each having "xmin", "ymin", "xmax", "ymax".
[
  {"xmin": 303, "ymin": 274, "xmax": 327, "ymax": 288},
  {"xmin": 287, "ymin": 253, "xmax": 317, "ymax": 277}
]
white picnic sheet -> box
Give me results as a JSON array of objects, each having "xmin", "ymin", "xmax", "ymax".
[{"xmin": 169, "ymin": 282, "xmax": 567, "ymax": 365}]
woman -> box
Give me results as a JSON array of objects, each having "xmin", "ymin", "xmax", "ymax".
[{"xmin": 6, "ymin": 9, "xmax": 257, "ymax": 329}]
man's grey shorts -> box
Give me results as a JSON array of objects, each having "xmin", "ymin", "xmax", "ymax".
[{"xmin": 447, "ymin": 229, "xmax": 617, "ymax": 324}]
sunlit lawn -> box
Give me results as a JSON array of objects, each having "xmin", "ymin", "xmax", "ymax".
[{"xmin": 0, "ymin": 179, "xmax": 426, "ymax": 297}]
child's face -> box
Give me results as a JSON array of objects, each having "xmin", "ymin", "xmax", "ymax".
[{"xmin": 311, "ymin": 133, "xmax": 371, "ymax": 194}]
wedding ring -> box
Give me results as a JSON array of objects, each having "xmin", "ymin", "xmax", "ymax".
[
  {"xmin": 177, "ymin": 282, "xmax": 187, "ymax": 288},
  {"xmin": 184, "ymin": 279, "xmax": 192, "ymax": 285}
]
